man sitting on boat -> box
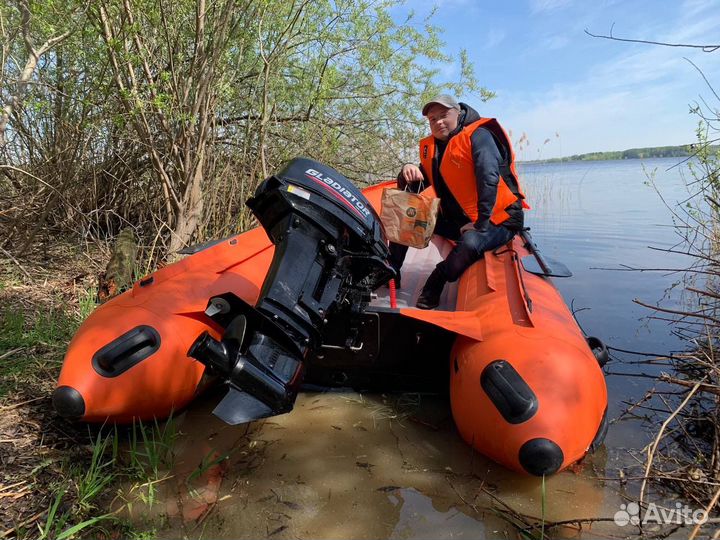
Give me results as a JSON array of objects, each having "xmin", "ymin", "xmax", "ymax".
[{"xmin": 390, "ymin": 94, "xmax": 528, "ymax": 309}]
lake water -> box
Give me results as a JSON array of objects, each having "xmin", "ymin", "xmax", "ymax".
[
  {"xmin": 522, "ymin": 162, "xmax": 694, "ymax": 389},
  {"xmin": 135, "ymin": 158, "xmax": 700, "ymax": 538}
]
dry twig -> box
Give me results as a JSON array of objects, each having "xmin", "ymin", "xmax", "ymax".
[{"xmin": 640, "ymin": 382, "xmax": 702, "ymax": 506}]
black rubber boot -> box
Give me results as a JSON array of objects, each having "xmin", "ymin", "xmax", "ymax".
[{"xmin": 416, "ymin": 267, "xmax": 447, "ymax": 310}]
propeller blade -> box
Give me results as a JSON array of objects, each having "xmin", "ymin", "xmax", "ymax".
[{"xmin": 212, "ymin": 386, "xmax": 274, "ymax": 425}]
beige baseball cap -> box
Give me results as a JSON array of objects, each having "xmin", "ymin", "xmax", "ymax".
[{"xmin": 421, "ymin": 94, "xmax": 461, "ymax": 116}]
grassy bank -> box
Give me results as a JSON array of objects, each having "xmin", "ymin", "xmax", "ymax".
[
  {"xmin": 0, "ymin": 243, "xmax": 179, "ymax": 538},
  {"xmin": 0, "ymin": 244, "xmax": 260, "ymax": 539},
  {"xmin": 0, "ymin": 242, "xmax": 127, "ymax": 538}
]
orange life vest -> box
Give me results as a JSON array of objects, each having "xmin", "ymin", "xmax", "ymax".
[{"xmin": 419, "ymin": 118, "xmax": 527, "ymax": 226}]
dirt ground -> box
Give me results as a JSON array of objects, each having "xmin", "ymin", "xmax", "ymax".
[
  {"xmin": 0, "ymin": 242, "xmax": 110, "ymax": 538},
  {"xmin": 0, "ymin": 395, "xmax": 93, "ymax": 537}
]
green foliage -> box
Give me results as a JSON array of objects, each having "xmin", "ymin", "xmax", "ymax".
[
  {"xmin": 126, "ymin": 529, "xmax": 159, "ymax": 540},
  {"xmin": 2, "ymin": 0, "xmax": 485, "ymax": 259},
  {"xmin": 0, "ymin": 306, "xmax": 77, "ymax": 350},
  {"xmin": 78, "ymin": 286, "xmax": 98, "ymax": 322},
  {"xmin": 688, "ymin": 122, "xmax": 720, "ymax": 194},
  {"xmin": 38, "ymin": 430, "xmax": 118, "ymax": 540},
  {"xmin": 129, "ymin": 416, "xmax": 177, "ymax": 476},
  {"xmin": 0, "ymin": 306, "xmax": 78, "ymax": 398},
  {"xmin": 127, "ymin": 415, "xmax": 178, "ymax": 506},
  {"xmin": 39, "ymin": 490, "xmax": 113, "ymax": 540},
  {"xmin": 75, "ymin": 429, "xmax": 118, "ymax": 514},
  {"xmin": 31, "ymin": 418, "xmax": 187, "ymax": 539},
  {"xmin": 532, "ymin": 144, "xmax": 709, "ymax": 163},
  {"xmin": 186, "ymin": 448, "xmax": 230, "ymax": 486},
  {"xmin": 33, "ymin": 419, "xmax": 184, "ymax": 539}
]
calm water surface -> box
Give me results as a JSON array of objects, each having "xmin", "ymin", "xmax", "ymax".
[
  {"xmin": 135, "ymin": 158, "xmax": 697, "ymax": 539},
  {"xmin": 521, "ymin": 159, "xmax": 694, "ymax": 454}
]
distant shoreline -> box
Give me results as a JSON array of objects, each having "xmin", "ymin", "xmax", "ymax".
[{"xmin": 519, "ymin": 143, "xmax": 715, "ymax": 164}]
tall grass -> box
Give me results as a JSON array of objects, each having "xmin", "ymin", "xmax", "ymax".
[
  {"xmin": 35, "ymin": 429, "xmax": 118, "ymax": 540},
  {"xmin": 33, "ymin": 417, "xmax": 182, "ymax": 539},
  {"xmin": 38, "ymin": 491, "xmax": 112, "ymax": 540},
  {"xmin": 0, "ymin": 306, "xmax": 79, "ymax": 399},
  {"xmin": 0, "ymin": 307, "xmax": 77, "ymax": 349},
  {"xmin": 122, "ymin": 415, "xmax": 179, "ymax": 508},
  {"xmin": 75, "ymin": 429, "xmax": 118, "ymax": 513},
  {"xmin": 77, "ymin": 286, "xmax": 98, "ymax": 322}
]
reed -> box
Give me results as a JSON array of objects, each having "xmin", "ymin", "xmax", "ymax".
[{"xmin": 634, "ymin": 121, "xmax": 720, "ymax": 535}]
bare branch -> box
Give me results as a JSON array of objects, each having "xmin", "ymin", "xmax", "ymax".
[
  {"xmin": 684, "ymin": 57, "xmax": 720, "ymax": 103},
  {"xmin": 585, "ymin": 26, "xmax": 720, "ymax": 52},
  {"xmin": 659, "ymin": 374, "xmax": 720, "ymax": 397},
  {"xmin": 633, "ymin": 298, "xmax": 720, "ymax": 326}
]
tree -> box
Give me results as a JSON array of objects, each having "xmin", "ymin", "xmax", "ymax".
[
  {"xmin": 0, "ymin": 0, "xmax": 93, "ymax": 251},
  {"xmin": 93, "ymin": 0, "xmax": 254, "ymax": 255},
  {"xmin": 1, "ymin": 0, "xmax": 488, "ymax": 260},
  {"xmin": 0, "ymin": 0, "xmax": 75, "ymax": 148}
]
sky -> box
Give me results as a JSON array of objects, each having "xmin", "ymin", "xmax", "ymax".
[{"xmin": 391, "ymin": 0, "xmax": 720, "ymax": 159}]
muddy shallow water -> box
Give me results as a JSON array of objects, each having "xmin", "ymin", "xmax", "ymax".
[
  {"xmin": 126, "ymin": 159, "xmax": 697, "ymax": 538},
  {"xmin": 146, "ymin": 390, "xmax": 625, "ymax": 539}
]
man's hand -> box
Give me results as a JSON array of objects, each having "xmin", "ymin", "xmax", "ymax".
[{"xmin": 400, "ymin": 164, "xmax": 424, "ymax": 184}]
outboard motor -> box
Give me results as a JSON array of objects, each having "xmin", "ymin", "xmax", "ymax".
[{"xmin": 188, "ymin": 158, "xmax": 393, "ymax": 424}]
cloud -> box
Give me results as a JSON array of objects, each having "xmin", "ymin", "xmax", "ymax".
[
  {"xmin": 529, "ymin": 0, "xmax": 573, "ymax": 14},
  {"xmin": 591, "ymin": 6, "xmax": 720, "ymax": 51},
  {"xmin": 668, "ymin": 11, "xmax": 720, "ymax": 45},
  {"xmin": 681, "ymin": 0, "xmax": 719, "ymax": 18},
  {"xmin": 496, "ymin": 89, "xmax": 690, "ymax": 159},
  {"xmin": 487, "ymin": 54, "xmax": 713, "ymax": 157},
  {"xmin": 542, "ymin": 34, "xmax": 570, "ymax": 50},
  {"xmin": 438, "ymin": 60, "xmax": 461, "ymax": 80},
  {"xmin": 585, "ymin": 14, "xmax": 720, "ymax": 97},
  {"xmin": 482, "ymin": 4, "xmax": 720, "ymax": 158},
  {"xmin": 484, "ymin": 29, "xmax": 506, "ymax": 50},
  {"xmin": 399, "ymin": 0, "xmax": 477, "ymax": 10}
]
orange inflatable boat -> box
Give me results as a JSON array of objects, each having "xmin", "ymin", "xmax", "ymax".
[{"xmin": 53, "ymin": 158, "xmax": 607, "ymax": 475}]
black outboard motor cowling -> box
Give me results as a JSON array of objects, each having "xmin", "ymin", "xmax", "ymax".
[{"xmin": 189, "ymin": 158, "xmax": 393, "ymax": 424}]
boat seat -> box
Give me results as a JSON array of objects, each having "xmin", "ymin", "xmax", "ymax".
[{"xmin": 371, "ymin": 235, "xmax": 458, "ymax": 311}]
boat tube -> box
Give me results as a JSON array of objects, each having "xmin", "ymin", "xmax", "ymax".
[{"xmin": 53, "ymin": 158, "xmax": 608, "ymax": 475}]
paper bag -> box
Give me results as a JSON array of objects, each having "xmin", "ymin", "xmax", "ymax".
[{"xmin": 380, "ymin": 188, "xmax": 440, "ymax": 249}]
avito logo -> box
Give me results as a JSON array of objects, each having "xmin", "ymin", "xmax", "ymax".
[{"xmin": 614, "ymin": 501, "xmax": 707, "ymax": 527}]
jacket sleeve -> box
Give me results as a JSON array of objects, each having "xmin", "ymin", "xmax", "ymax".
[{"xmin": 470, "ymin": 127, "xmax": 504, "ymax": 230}]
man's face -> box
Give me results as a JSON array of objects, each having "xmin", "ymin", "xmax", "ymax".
[{"xmin": 426, "ymin": 104, "xmax": 459, "ymax": 141}]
